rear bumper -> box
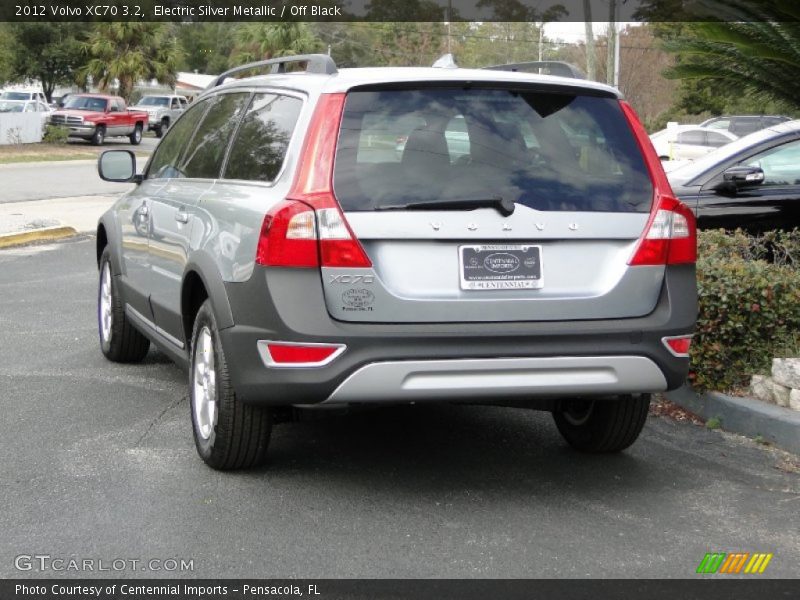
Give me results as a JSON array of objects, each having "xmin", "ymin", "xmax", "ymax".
[
  {"xmin": 323, "ymin": 356, "xmax": 667, "ymax": 404},
  {"xmin": 218, "ymin": 264, "xmax": 697, "ymax": 407}
]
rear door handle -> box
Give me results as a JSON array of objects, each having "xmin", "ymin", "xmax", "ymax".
[{"xmin": 175, "ymin": 210, "xmax": 189, "ymax": 224}]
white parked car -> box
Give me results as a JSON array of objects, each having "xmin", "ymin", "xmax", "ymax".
[
  {"xmin": 0, "ymin": 90, "xmax": 48, "ymax": 104},
  {"xmin": 0, "ymin": 99, "xmax": 54, "ymax": 128},
  {"xmin": 650, "ymin": 126, "xmax": 738, "ymax": 161}
]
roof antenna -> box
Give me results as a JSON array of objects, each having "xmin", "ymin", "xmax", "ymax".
[{"xmin": 432, "ymin": 54, "xmax": 458, "ymax": 69}]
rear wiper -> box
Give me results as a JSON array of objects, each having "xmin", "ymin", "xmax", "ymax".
[{"xmin": 377, "ymin": 196, "xmax": 515, "ymax": 217}]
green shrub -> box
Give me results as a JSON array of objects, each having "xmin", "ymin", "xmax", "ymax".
[
  {"xmin": 691, "ymin": 229, "xmax": 800, "ymax": 391},
  {"xmin": 43, "ymin": 124, "xmax": 69, "ymax": 144}
]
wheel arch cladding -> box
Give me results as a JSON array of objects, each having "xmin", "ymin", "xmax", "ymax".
[
  {"xmin": 96, "ymin": 224, "xmax": 107, "ymax": 267},
  {"xmin": 182, "ymin": 254, "xmax": 235, "ymax": 344},
  {"xmin": 96, "ymin": 216, "xmax": 123, "ymax": 274}
]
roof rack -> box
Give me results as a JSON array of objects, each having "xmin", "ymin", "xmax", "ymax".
[
  {"xmin": 483, "ymin": 61, "xmax": 586, "ymax": 80},
  {"xmin": 209, "ymin": 54, "xmax": 338, "ymax": 89}
]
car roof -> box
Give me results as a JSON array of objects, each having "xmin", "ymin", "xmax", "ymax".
[
  {"xmin": 209, "ymin": 66, "xmax": 621, "ymax": 98},
  {"xmin": 652, "ymin": 125, "xmax": 738, "ymax": 137},
  {"xmin": 704, "ymin": 115, "xmax": 790, "ymax": 120},
  {"xmin": 70, "ymin": 93, "xmax": 117, "ymax": 100}
]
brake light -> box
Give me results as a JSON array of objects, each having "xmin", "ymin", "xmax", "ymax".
[
  {"xmin": 255, "ymin": 93, "xmax": 371, "ymax": 269},
  {"xmin": 255, "ymin": 200, "xmax": 317, "ymax": 268},
  {"xmin": 662, "ymin": 335, "xmax": 692, "ymax": 357},
  {"xmin": 258, "ymin": 341, "xmax": 346, "ymax": 367},
  {"xmin": 620, "ymin": 101, "xmax": 697, "ymax": 266}
]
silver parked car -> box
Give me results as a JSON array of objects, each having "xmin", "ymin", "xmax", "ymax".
[
  {"xmin": 130, "ymin": 94, "xmax": 188, "ymax": 137},
  {"xmin": 96, "ymin": 55, "xmax": 698, "ymax": 470}
]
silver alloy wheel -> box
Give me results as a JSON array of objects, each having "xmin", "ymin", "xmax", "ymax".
[
  {"xmin": 99, "ymin": 261, "xmax": 113, "ymax": 343},
  {"xmin": 132, "ymin": 126, "xmax": 141, "ymax": 143},
  {"xmin": 193, "ymin": 326, "xmax": 217, "ymax": 441},
  {"xmin": 562, "ymin": 399, "xmax": 595, "ymax": 426}
]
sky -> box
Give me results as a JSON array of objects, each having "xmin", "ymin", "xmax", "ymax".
[{"xmin": 545, "ymin": 22, "xmax": 639, "ymax": 43}]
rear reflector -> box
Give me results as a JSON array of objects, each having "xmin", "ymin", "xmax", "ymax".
[
  {"xmin": 255, "ymin": 93, "xmax": 372, "ymax": 269},
  {"xmin": 662, "ymin": 335, "xmax": 692, "ymax": 357},
  {"xmin": 258, "ymin": 341, "xmax": 346, "ymax": 368},
  {"xmin": 620, "ymin": 101, "xmax": 697, "ymax": 267}
]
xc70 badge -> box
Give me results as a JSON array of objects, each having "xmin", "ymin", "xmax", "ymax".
[{"xmin": 329, "ymin": 274, "xmax": 375, "ymax": 284}]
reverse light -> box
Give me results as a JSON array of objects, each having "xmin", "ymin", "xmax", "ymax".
[
  {"xmin": 257, "ymin": 341, "xmax": 346, "ymax": 368},
  {"xmin": 662, "ymin": 335, "xmax": 692, "ymax": 357},
  {"xmin": 255, "ymin": 93, "xmax": 372, "ymax": 269}
]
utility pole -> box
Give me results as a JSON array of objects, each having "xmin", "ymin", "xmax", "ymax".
[
  {"xmin": 583, "ymin": 0, "xmax": 596, "ymax": 80},
  {"xmin": 538, "ymin": 23, "xmax": 544, "ymax": 62},
  {"xmin": 606, "ymin": 0, "xmax": 617, "ymax": 86},
  {"xmin": 446, "ymin": 0, "xmax": 452, "ymax": 54},
  {"xmin": 614, "ymin": 22, "xmax": 621, "ymax": 87}
]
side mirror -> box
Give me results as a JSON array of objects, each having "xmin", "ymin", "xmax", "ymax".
[
  {"xmin": 722, "ymin": 165, "xmax": 765, "ymax": 188},
  {"xmin": 98, "ymin": 150, "xmax": 139, "ymax": 183}
]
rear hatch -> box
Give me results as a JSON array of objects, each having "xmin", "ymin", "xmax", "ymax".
[{"xmin": 322, "ymin": 85, "xmax": 661, "ymax": 323}]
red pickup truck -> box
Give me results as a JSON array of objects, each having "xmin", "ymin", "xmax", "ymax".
[{"xmin": 49, "ymin": 94, "xmax": 148, "ymax": 146}]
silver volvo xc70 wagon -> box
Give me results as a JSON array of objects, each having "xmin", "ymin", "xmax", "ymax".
[{"xmin": 96, "ymin": 55, "xmax": 697, "ymax": 470}]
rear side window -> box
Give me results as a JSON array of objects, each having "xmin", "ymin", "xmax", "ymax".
[
  {"xmin": 677, "ymin": 130, "xmax": 705, "ymax": 145},
  {"xmin": 334, "ymin": 88, "xmax": 653, "ymax": 213},
  {"xmin": 180, "ymin": 92, "xmax": 250, "ymax": 179},
  {"xmin": 223, "ymin": 93, "xmax": 302, "ymax": 182},
  {"xmin": 706, "ymin": 131, "xmax": 731, "ymax": 148},
  {"xmin": 147, "ymin": 99, "xmax": 210, "ymax": 179}
]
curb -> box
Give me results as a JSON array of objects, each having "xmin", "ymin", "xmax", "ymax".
[
  {"xmin": 666, "ymin": 384, "xmax": 800, "ymax": 455},
  {"xmin": 0, "ymin": 226, "xmax": 79, "ymax": 249}
]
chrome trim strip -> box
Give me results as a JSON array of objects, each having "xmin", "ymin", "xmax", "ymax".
[
  {"xmin": 257, "ymin": 340, "xmax": 346, "ymax": 369},
  {"xmin": 324, "ymin": 356, "xmax": 668, "ymax": 404},
  {"xmin": 125, "ymin": 304, "xmax": 185, "ymax": 350}
]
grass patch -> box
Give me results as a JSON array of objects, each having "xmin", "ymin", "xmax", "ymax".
[
  {"xmin": 0, "ymin": 142, "xmax": 152, "ymax": 165},
  {"xmin": 0, "ymin": 143, "xmax": 97, "ymax": 164}
]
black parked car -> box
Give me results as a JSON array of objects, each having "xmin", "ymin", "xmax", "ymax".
[{"xmin": 668, "ymin": 120, "xmax": 800, "ymax": 233}]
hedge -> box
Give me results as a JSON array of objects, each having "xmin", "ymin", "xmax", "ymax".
[{"xmin": 690, "ymin": 229, "xmax": 800, "ymax": 391}]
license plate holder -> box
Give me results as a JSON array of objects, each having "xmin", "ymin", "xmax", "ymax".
[{"xmin": 459, "ymin": 244, "xmax": 543, "ymax": 290}]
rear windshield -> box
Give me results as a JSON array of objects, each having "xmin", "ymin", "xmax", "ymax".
[
  {"xmin": 64, "ymin": 96, "xmax": 108, "ymax": 111},
  {"xmin": 1, "ymin": 92, "xmax": 30, "ymax": 101},
  {"xmin": 334, "ymin": 88, "xmax": 653, "ymax": 213},
  {"xmin": 139, "ymin": 97, "xmax": 170, "ymax": 106}
]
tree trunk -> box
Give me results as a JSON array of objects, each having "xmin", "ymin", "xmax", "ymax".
[
  {"xmin": 119, "ymin": 77, "xmax": 132, "ymax": 103},
  {"xmin": 583, "ymin": 0, "xmax": 595, "ymax": 80}
]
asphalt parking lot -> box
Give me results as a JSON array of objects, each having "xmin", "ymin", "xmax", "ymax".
[{"xmin": 0, "ymin": 237, "xmax": 798, "ymax": 579}]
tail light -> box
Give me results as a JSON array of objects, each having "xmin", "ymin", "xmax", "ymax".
[
  {"xmin": 662, "ymin": 335, "xmax": 692, "ymax": 357},
  {"xmin": 256, "ymin": 93, "xmax": 371, "ymax": 269},
  {"xmin": 258, "ymin": 341, "xmax": 346, "ymax": 368},
  {"xmin": 620, "ymin": 101, "xmax": 697, "ymax": 266}
]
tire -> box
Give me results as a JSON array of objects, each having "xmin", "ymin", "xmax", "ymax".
[
  {"xmin": 97, "ymin": 247, "xmax": 150, "ymax": 362},
  {"xmin": 129, "ymin": 123, "xmax": 143, "ymax": 145},
  {"xmin": 552, "ymin": 394, "xmax": 651, "ymax": 453},
  {"xmin": 155, "ymin": 117, "xmax": 169, "ymax": 138},
  {"xmin": 91, "ymin": 125, "xmax": 105, "ymax": 146},
  {"xmin": 189, "ymin": 299, "xmax": 272, "ymax": 470}
]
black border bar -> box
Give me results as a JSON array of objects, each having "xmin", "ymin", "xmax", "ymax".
[
  {"xmin": 3, "ymin": 579, "xmax": 800, "ymax": 600},
  {"xmin": 1, "ymin": 1, "xmax": 796, "ymax": 23}
]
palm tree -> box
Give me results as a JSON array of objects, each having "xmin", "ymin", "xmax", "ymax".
[
  {"xmin": 231, "ymin": 23, "xmax": 319, "ymax": 65},
  {"xmin": 80, "ymin": 23, "xmax": 183, "ymax": 102},
  {"xmin": 662, "ymin": 1, "xmax": 800, "ymax": 109}
]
